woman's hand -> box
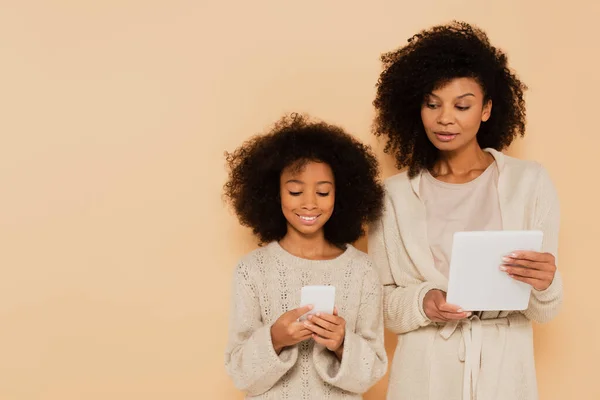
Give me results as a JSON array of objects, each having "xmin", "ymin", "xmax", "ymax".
[
  {"xmin": 423, "ymin": 289, "xmax": 471, "ymax": 322},
  {"xmin": 501, "ymin": 251, "xmax": 557, "ymax": 291}
]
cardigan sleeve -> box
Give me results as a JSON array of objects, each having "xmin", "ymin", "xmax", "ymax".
[
  {"xmin": 368, "ymin": 193, "xmax": 445, "ymax": 334},
  {"xmin": 521, "ymin": 166, "xmax": 564, "ymax": 323}
]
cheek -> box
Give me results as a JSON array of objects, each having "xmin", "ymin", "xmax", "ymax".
[
  {"xmin": 279, "ymin": 193, "xmax": 297, "ymax": 213},
  {"xmin": 320, "ymin": 195, "xmax": 335, "ymax": 212},
  {"xmin": 459, "ymin": 109, "xmax": 484, "ymax": 129},
  {"xmin": 420, "ymin": 109, "xmax": 434, "ymax": 127}
]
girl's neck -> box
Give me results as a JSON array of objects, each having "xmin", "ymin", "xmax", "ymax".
[{"xmin": 278, "ymin": 229, "xmax": 343, "ymax": 260}]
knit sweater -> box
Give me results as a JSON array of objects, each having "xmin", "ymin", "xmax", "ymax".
[
  {"xmin": 368, "ymin": 149, "xmax": 563, "ymax": 400},
  {"xmin": 225, "ymin": 241, "xmax": 388, "ymax": 399}
]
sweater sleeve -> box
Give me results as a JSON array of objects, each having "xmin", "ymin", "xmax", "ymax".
[
  {"xmin": 312, "ymin": 266, "xmax": 388, "ymax": 393},
  {"xmin": 522, "ymin": 166, "xmax": 564, "ymax": 323},
  {"xmin": 368, "ymin": 193, "xmax": 444, "ymax": 334},
  {"xmin": 224, "ymin": 262, "xmax": 298, "ymax": 396}
]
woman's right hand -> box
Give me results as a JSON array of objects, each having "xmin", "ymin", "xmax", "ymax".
[
  {"xmin": 423, "ymin": 290, "xmax": 471, "ymax": 322},
  {"xmin": 270, "ymin": 305, "xmax": 314, "ymax": 354}
]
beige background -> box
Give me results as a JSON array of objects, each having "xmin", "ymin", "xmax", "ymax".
[{"xmin": 1, "ymin": 1, "xmax": 598, "ymax": 399}]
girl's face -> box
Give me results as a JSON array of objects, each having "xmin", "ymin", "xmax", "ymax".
[
  {"xmin": 420, "ymin": 77, "xmax": 492, "ymax": 153},
  {"xmin": 280, "ymin": 161, "xmax": 335, "ymax": 239}
]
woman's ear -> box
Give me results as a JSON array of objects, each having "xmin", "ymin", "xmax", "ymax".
[{"xmin": 481, "ymin": 99, "xmax": 492, "ymax": 122}]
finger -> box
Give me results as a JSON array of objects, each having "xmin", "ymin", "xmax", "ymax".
[
  {"xmin": 308, "ymin": 315, "xmax": 336, "ymax": 331},
  {"xmin": 505, "ymin": 251, "xmax": 554, "ymax": 263},
  {"xmin": 440, "ymin": 311, "xmax": 470, "ymax": 320},
  {"xmin": 289, "ymin": 322, "xmax": 313, "ymax": 335},
  {"xmin": 501, "ymin": 258, "xmax": 550, "ymax": 271},
  {"xmin": 438, "ymin": 301, "xmax": 463, "ymax": 313},
  {"xmin": 501, "ymin": 265, "xmax": 552, "ymax": 280},
  {"xmin": 312, "ymin": 333, "xmax": 334, "ymax": 348},
  {"xmin": 508, "ymin": 274, "xmax": 548, "ymax": 290},
  {"xmin": 291, "ymin": 304, "xmax": 314, "ymax": 319},
  {"xmin": 304, "ymin": 321, "xmax": 335, "ymax": 338},
  {"xmin": 311, "ymin": 313, "xmax": 342, "ymax": 325},
  {"xmin": 333, "ymin": 306, "xmax": 338, "ymax": 316},
  {"xmin": 295, "ymin": 331, "xmax": 313, "ymax": 342}
]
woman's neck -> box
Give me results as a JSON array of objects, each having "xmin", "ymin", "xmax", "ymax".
[{"xmin": 431, "ymin": 143, "xmax": 494, "ymax": 183}]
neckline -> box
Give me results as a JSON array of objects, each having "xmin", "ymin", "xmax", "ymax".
[
  {"xmin": 269, "ymin": 241, "xmax": 353, "ymax": 265},
  {"xmin": 423, "ymin": 160, "xmax": 497, "ymax": 190}
]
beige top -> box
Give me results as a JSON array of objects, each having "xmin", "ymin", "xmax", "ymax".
[
  {"xmin": 420, "ymin": 162, "xmax": 503, "ymax": 277},
  {"xmin": 224, "ymin": 242, "xmax": 387, "ymax": 399},
  {"xmin": 368, "ymin": 149, "xmax": 563, "ymax": 400}
]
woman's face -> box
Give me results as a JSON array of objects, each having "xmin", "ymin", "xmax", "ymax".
[
  {"xmin": 420, "ymin": 77, "xmax": 492, "ymax": 153},
  {"xmin": 280, "ymin": 161, "xmax": 335, "ymax": 239}
]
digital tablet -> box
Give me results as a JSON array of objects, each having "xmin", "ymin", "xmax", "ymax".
[{"xmin": 446, "ymin": 230, "xmax": 543, "ymax": 311}]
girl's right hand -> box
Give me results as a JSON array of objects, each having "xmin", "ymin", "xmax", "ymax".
[
  {"xmin": 423, "ymin": 289, "xmax": 471, "ymax": 322},
  {"xmin": 270, "ymin": 305, "xmax": 314, "ymax": 354}
]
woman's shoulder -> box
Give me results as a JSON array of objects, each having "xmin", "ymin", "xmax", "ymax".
[
  {"xmin": 383, "ymin": 169, "xmax": 411, "ymax": 189},
  {"xmin": 499, "ymin": 152, "xmax": 554, "ymax": 187}
]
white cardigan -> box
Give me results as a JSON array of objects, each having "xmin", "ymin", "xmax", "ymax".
[{"xmin": 368, "ymin": 149, "xmax": 563, "ymax": 400}]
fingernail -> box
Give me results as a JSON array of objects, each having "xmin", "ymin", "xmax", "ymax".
[
  {"xmin": 466, "ymin": 312, "xmax": 472, "ymax": 317},
  {"xmin": 315, "ymin": 313, "xmax": 320, "ymax": 317},
  {"xmin": 500, "ymin": 266, "xmax": 507, "ymax": 271},
  {"xmin": 308, "ymin": 305, "xmax": 314, "ymax": 310},
  {"xmin": 457, "ymin": 308, "xmax": 463, "ymax": 312},
  {"xmin": 510, "ymin": 253, "xmax": 518, "ymax": 258},
  {"xmin": 502, "ymin": 257, "xmax": 511, "ymax": 263},
  {"xmin": 307, "ymin": 315, "xmax": 312, "ymax": 320}
]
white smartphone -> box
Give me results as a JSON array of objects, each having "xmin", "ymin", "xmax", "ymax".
[{"xmin": 299, "ymin": 285, "xmax": 336, "ymax": 321}]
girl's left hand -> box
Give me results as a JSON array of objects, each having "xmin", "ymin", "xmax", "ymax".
[
  {"xmin": 501, "ymin": 251, "xmax": 557, "ymax": 291},
  {"xmin": 304, "ymin": 307, "xmax": 346, "ymax": 359}
]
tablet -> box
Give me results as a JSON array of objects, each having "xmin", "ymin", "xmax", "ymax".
[
  {"xmin": 299, "ymin": 285, "xmax": 335, "ymax": 321},
  {"xmin": 446, "ymin": 230, "xmax": 543, "ymax": 311}
]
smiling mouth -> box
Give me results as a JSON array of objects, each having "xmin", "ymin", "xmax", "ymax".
[{"xmin": 296, "ymin": 214, "xmax": 320, "ymax": 225}]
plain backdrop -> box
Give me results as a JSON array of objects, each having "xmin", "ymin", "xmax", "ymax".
[{"xmin": 1, "ymin": 1, "xmax": 598, "ymax": 399}]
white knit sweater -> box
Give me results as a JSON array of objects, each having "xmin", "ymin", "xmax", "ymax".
[
  {"xmin": 225, "ymin": 242, "xmax": 388, "ymax": 399},
  {"xmin": 368, "ymin": 149, "xmax": 563, "ymax": 400}
]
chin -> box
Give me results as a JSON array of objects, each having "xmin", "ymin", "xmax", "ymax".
[{"xmin": 428, "ymin": 136, "xmax": 467, "ymax": 152}]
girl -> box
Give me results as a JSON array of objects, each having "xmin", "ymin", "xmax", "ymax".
[{"xmin": 224, "ymin": 114, "xmax": 388, "ymax": 399}]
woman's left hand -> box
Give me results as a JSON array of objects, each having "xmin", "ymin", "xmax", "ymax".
[
  {"xmin": 304, "ymin": 307, "xmax": 346, "ymax": 359},
  {"xmin": 501, "ymin": 251, "xmax": 557, "ymax": 291}
]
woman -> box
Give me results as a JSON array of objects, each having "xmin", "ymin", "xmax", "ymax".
[
  {"xmin": 223, "ymin": 114, "xmax": 388, "ymax": 399},
  {"xmin": 368, "ymin": 21, "xmax": 563, "ymax": 400}
]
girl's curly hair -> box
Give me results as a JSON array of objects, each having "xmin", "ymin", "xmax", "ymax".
[{"xmin": 224, "ymin": 113, "xmax": 384, "ymax": 247}]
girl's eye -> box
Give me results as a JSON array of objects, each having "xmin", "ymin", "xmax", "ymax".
[
  {"xmin": 317, "ymin": 192, "xmax": 330, "ymax": 197},
  {"xmin": 289, "ymin": 191, "xmax": 301, "ymax": 196}
]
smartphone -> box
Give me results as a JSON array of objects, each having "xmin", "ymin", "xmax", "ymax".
[{"xmin": 299, "ymin": 285, "xmax": 336, "ymax": 321}]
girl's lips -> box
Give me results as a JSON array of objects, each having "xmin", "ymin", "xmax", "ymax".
[{"xmin": 297, "ymin": 214, "xmax": 320, "ymax": 225}]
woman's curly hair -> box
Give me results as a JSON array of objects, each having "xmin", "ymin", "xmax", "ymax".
[
  {"xmin": 224, "ymin": 113, "xmax": 384, "ymax": 247},
  {"xmin": 373, "ymin": 21, "xmax": 527, "ymax": 177}
]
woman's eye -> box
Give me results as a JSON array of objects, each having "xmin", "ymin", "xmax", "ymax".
[
  {"xmin": 426, "ymin": 103, "xmax": 438, "ymax": 109},
  {"xmin": 456, "ymin": 105, "xmax": 470, "ymax": 111}
]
